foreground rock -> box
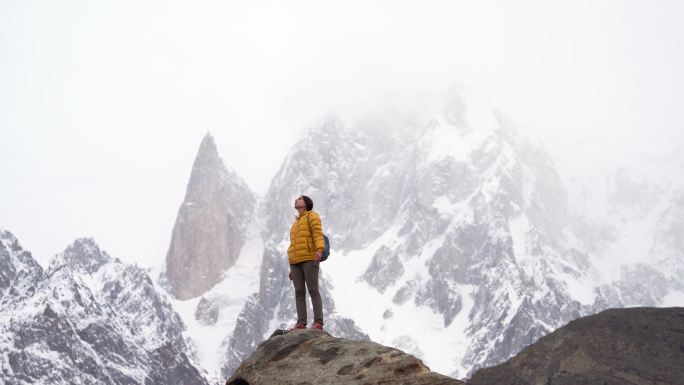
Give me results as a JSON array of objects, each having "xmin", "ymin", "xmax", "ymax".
[
  {"xmin": 226, "ymin": 329, "xmax": 463, "ymax": 385},
  {"xmin": 468, "ymin": 307, "xmax": 684, "ymax": 385}
]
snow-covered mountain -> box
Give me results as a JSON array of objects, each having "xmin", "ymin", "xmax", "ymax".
[
  {"xmin": 161, "ymin": 133, "xmax": 256, "ymax": 300},
  {"xmin": 0, "ymin": 230, "xmax": 209, "ymax": 385}
]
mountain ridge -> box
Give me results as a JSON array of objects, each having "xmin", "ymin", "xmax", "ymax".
[{"xmin": 0, "ymin": 231, "xmax": 208, "ymax": 385}]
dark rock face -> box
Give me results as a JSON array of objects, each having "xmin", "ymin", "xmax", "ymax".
[
  {"xmin": 226, "ymin": 329, "xmax": 464, "ymax": 385},
  {"xmin": 363, "ymin": 245, "xmax": 404, "ymax": 293},
  {"xmin": 468, "ymin": 307, "xmax": 684, "ymax": 385},
  {"xmin": 195, "ymin": 297, "xmax": 219, "ymax": 326},
  {"xmin": 163, "ymin": 133, "xmax": 256, "ymax": 300}
]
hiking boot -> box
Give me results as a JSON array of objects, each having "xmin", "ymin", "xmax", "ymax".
[
  {"xmin": 310, "ymin": 322, "xmax": 324, "ymax": 331},
  {"xmin": 289, "ymin": 323, "xmax": 306, "ymax": 331}
]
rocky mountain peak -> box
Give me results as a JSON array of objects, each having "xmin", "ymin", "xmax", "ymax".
[
  {"xmin": 1, "ymin": 229, "xmax": 44, "ymax": 297},
  {"xmin": 1, "ymin": 228, "xmax": 30, "ymax": 257},
  {"xmin": 163, "ymin": 133, "xmax": 256, "ymax": 300},
  {"xmin": 1, "ymin": 227, "xmax": 16, "ymax": 243},
  {"xmin": 1, "ymin": 229, "xmax": 21, "ymax": 262},
  {"xmin": 49, "ymin": 237, "xmax": 112, "ymax": 274},
  {"xmin": 185, "ymin": 132, "xmax": 230, "ymax": 203}
]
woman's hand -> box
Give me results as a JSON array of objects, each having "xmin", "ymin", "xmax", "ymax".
[{"xmin": 315, "ymin": 250, "xmax": 323, "ymax": 262}]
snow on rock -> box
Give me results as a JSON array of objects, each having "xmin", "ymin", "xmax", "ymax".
[{"xmin": 0, "ymin": 232, "xmax": 209, "ymax": 385}]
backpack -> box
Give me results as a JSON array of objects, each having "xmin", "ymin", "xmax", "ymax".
[
  {"xmin": 307, "ymin": 212, "xmax": 331, "ymax": 261},
  {"xmin": 321, "ymin": 234, "xmax": 330, "ymax": 261}
]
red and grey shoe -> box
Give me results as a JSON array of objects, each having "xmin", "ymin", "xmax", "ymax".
[
  {"xmin": 289, "ymin": 323, "xmax": 306, "ymax": 331},
  {"xmin": 310, "ymin": 322, "xmax": 324, "ymax": 331}
]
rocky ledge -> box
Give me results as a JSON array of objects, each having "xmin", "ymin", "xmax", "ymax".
[{"xmin": 226, "ymin": 329, "xmax": 463, "ymax": 385}]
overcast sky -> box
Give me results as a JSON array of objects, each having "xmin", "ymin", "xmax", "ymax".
[{"xmin": 1, "ymin": 0, "xmax": 683, "ymax": 266}]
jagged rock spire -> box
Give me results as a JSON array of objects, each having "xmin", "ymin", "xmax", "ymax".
[
  {"xmin": 185, "ymin": 133, "xmax": 225, "ymax": 202},
  {"xmin": 162, "ymin": 132, "xmax": 256, "ymax": 300}
]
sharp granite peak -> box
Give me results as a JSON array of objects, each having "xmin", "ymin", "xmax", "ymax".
[{"xmin": 162, "ymin": 132, "xmax": 257, "ymax": 300}]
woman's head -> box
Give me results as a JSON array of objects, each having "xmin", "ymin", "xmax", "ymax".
[{"xmin": 298, "ymin": 195, "xmax": 313, "ymax": 211}]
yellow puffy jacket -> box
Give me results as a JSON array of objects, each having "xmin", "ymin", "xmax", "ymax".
[{"xmin": 287, "ymin": 210, "xmax": 325, "ymax": 265}]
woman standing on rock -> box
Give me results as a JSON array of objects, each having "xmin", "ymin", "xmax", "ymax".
[{"xmin": 287, "ymin": 195, "xmax": 325, "ymax": 331}]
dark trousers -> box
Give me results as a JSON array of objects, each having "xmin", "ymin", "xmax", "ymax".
[{"xmin": 290, "ymin": 260, "xmax": 323, "ymax": 325}]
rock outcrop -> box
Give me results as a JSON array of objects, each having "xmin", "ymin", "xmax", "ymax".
[
  {"xmin": 163, "ymin": 133, "xmax": 256, "ymax": 300},
  {"xmin": 226, "ymin": 329, "xmax": 463, "ymax": 385},
  {"xmin": 195, "ymin": 297, "xmax": 219, "ymax": 326},
  {"xmin": 468, "ymin": 307, "xmax": 684, "ymax": 385}
]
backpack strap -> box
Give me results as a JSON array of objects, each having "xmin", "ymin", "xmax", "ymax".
[
  {"xmin": 306, "ymin": 211, "xmax": 330, "ymax": 261},
  {"xmin": 306, "ymin": 211, "xmax": 321, "ymax": 251},
  {"xmin": 305, "ymin": 211, "xmax": 313, "ymax": 237}
]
